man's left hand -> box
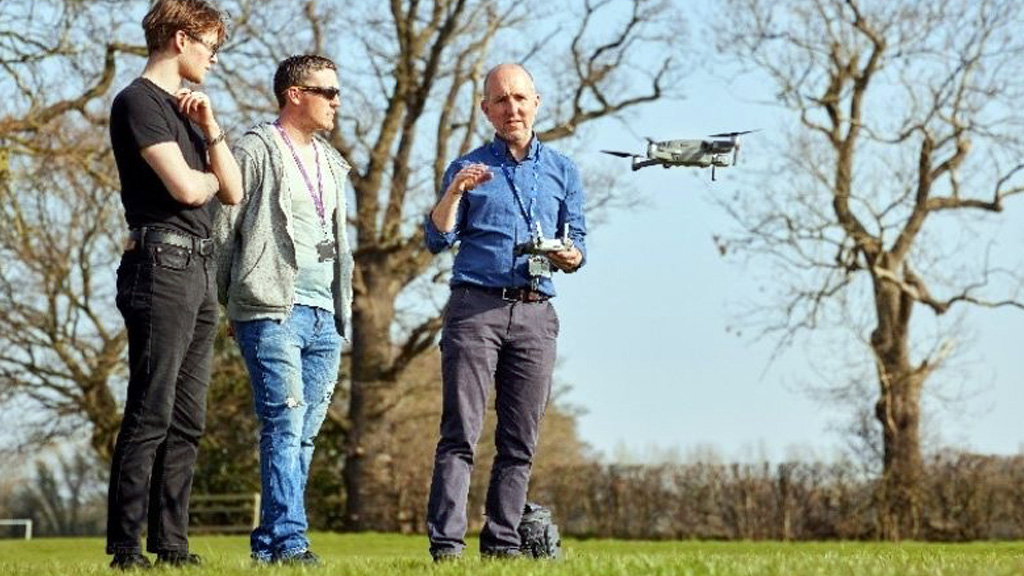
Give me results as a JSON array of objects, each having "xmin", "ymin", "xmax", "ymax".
[{"xmin": 547, "ymin": 247, "xmax": 582, "ymax": 272}]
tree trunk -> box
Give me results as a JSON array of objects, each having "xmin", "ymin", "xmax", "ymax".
[
  {"xmin": 871, "ymin": 276, "xmax": 925, "ymax": 540},
  {"xmin": 84, "ymin": 358, "xmax": 123, "ymax": 463},
  {"xmin": 343, "ymin": 263, "xmax": 401, "ymax": 531},
  {"xmin": 89, "ymin": 408, "xmax": 120, "ymax": 464}
]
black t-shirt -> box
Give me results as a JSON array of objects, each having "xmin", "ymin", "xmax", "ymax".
[{"xmin": 109, "ymin": 77, "xmax": 212, "ymax": 238}]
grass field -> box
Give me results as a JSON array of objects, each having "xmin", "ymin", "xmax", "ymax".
[{"xmin": 2, "ymin": 533, "xmax": 1023, "ymax": 576}]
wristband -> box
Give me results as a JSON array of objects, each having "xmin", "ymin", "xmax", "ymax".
[{"xmin": 206, "ymin": 131, "xmax": 226, "ymax": 148}]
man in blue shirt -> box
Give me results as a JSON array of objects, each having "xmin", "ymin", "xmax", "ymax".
[{"xmin": 423, "ymin": 62, "xmax": 586, "ymax": 560}]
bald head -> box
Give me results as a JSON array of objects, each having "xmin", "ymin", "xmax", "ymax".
[
  {"xmin": 480, "ymin": 63, "xmax": 541, "ymax": 157},
  {"xmin": 482, "ymin": 63, "xmax": 536, "ymax": 100}
]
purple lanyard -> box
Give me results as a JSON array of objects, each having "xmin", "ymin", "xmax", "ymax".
[{"xmin": 273, "ymin": 121, "xmax": 326, "ymax": 227}]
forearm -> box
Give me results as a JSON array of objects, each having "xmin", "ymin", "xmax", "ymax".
[
  {"xmin": 201, "ymin": 122, "xmax": 242, "ymax": 205},
  {"xmin": 143, "ymin": 141, "xmax": 223, "ymax": 207},
  {"xmin": 430, "ymin": 186, "xmax": 463, "ymax": 233},
  {"xmin": 164, "ymin": 168, "xmax": 220, "ymax": 207},
  {"xmin": 209, "ymin": 146, "xmax": 243, "ymax": 206}
]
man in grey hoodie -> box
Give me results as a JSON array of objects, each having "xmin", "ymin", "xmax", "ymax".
[{"xmin": 212, "ymin": 54, "xmax": 352, "ymax": 566}]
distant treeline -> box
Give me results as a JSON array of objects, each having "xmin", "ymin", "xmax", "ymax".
[
  {"xmin": 530, "ymin": 452, "xmax": 1024, "ymax": 541},
  {"xmin": 5, "ymin": 450, "xmax": 1023, "ymax": 541}
]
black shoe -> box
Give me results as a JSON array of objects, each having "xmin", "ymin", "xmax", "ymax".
[
  {"xmin": 110, "ymin": 551, "xmax": 152, "ymax": 570},
  {"xmin": 273, "ymin": 550, "xmax": 321, "ymax": 566},
  {"xmin": 155, "ymin": 552, "xmax": 202, "ymax": 567},
  {"xmin": 431, "ymin": 551, "xmax": 461, "ymax": 563},
  {"xmin": 480, "ymin": 548, "xmax": 523, "ymax": 560}
]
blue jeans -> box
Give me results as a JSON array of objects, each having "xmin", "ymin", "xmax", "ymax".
[{"xmin": 233, "ymin": 305, "xmax": 342, "ymax": 561}]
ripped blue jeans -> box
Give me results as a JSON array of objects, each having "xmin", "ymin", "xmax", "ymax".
[{"xmin": 233, "ymin": 305, "xmax": 342, "ymax": 562}]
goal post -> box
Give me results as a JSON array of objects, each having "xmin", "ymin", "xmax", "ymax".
[{"xmin": 0, "ymin": 519, "xmax": 32, "ymax": 540}]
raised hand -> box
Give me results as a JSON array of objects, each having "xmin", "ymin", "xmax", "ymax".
[{"xmin": 449, "ymin": 163, "xmax": 493, "ymax": 195}]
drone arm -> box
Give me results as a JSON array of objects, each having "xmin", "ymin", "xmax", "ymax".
[
  {"xmin": 631, "ymin": 158, "xmax": 661, "ymax": 171},
  {"xmin": 601, "ymin": 150, "xmax": 636, "ymax": 158}
]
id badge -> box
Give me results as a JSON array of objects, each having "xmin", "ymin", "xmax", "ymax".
[
  {"xmin": 528, "ymin": 255, "xmax": 552, "ymax": 278},
  {"xmin": 316, "ymin": 239, "xmax": 336, "ymax": 262}
]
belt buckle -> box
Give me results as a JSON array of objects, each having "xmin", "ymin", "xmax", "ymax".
[
  {"xmin": 500, "ymin": 287, "xmax": 520, "ymax": 302},
  {"xmin": 197, "ymin": 238, "xmax": 214, "ymax": 257}
]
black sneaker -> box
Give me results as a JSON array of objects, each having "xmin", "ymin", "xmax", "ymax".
[
  {"xmin": 480, "ymin": 548, "xmax": 523, "ymax": 560},
  {"xmin": 273, "ymin": 550, "xmax": 321, "ymax": 566},
  {"xmin": 110, "ymin": 551, "xmax": 152, "ymax": 570},
  {"xmin": 431, "ymin": 550, "xmax": 461, "ymax": 563},
  {"xmin": 155, "ymin": 552, "xmax": 202, "ymax": 567}
]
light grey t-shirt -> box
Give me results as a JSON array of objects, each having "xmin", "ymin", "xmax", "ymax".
[{"xmin": 274, "ymin": 133, "xmax": 337, "ymax": 313}]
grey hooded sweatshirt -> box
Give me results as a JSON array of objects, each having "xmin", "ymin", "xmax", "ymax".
[{"xmin": 212, "ymin": 123, "xmax": 353, "ymax": 337}]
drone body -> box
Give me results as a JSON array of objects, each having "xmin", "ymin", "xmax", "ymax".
[{"xmin": 602, "ymin": 130, "xmax": 757, "ymax": 180}]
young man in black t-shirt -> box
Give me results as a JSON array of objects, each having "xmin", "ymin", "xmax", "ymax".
[{"xmin": 106, "ymin": 0, "xmax": 241, "ymax": 569}]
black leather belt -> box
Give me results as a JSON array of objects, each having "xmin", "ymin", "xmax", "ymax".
[
  {"xmin": 128, "ymin": 227, "xmax": 214, "ymax": 257},
  {"xmin": 469, "ymin": 285, "xmax": 550, "ymax": 303}
]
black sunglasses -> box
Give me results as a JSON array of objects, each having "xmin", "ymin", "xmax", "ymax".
[
  {"xmin": 295, "ymin": 85, "xmax": 341, "ymax": 100},
  {"xmin": 185, "ymin": 32, "xmax": 221, "ymax": 56}
]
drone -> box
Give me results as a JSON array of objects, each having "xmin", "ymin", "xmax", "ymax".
[{"xmin": 601, "ymin": 130, "xmax": 759, "ymax": 180}]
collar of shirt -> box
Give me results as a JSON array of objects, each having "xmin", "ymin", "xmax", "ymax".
[{"xmin": 489, "ymin": 133, "xmax": 542, "ymax": 163}]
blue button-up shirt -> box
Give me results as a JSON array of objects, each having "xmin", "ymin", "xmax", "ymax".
[{"xmin": 424, "ymin": 136, "xmax": 587, "ymax": 297}]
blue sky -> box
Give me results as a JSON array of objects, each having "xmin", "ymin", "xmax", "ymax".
[
  {"xmin": 4, "ymin": 0, "xmax": 1017, "ymax": 467},
  {"xmin": 550, "ymin": 56, "xmax": 1023, "ymax": 463}
]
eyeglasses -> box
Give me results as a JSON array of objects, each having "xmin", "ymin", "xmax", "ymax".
[
  {"xmin": 185, "ymin": 32, "xmax": 220, "ymax": 57},
  {"xmin": 295, "ymin": 85, "xmax": 341, "ymax": 100}
]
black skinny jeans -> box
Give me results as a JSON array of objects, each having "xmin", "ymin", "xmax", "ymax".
[{"xmin": 106, "ymin": 240, "xmax": 217, "ymax": 555}]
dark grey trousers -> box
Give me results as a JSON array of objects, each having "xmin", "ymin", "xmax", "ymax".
[{"xmin": 426, "ymin": 285, "xmax": 559, "ymax": 556}]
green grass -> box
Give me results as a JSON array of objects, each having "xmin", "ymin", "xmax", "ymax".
[{"xmin": 2, "ymin": 534, "xmax": 1024, "ymax": 576}]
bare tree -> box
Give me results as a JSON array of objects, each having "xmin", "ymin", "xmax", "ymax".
[
  {"xmin": 0, "ymin": 0, "xmax": 142, "ymax": 460},
  {"xmin": 9, "ymin": 452, "xmax": 107, "ymax": 536},
  {"xmin": 714, "ymin": 0, "xmax": 1024, "ymax": 539}
]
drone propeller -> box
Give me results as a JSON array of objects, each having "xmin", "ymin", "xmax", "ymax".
[
  {"xmin": 708, "ymin": 129, "xmax": 761, "ymax": 139},
  {"xmin": 600, "ymin": 150, "xmax": 636, "ymax": 158}
]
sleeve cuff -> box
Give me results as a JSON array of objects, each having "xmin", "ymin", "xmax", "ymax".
[{"xmin": 423, "ymin": 213, "xmax": 458, "ymax": 252}]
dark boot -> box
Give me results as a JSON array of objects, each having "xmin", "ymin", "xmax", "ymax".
[
  {"xmin": 155, "ymin": 552, "xmax": 202, "ymax": 567},
  {"xmin": 110, "ymin": 551, "xmax": 152, "ymax": 570}
]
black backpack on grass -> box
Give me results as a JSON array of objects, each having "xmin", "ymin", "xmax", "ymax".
[{"xmin": 518, "ymin": 502, "xmax": 562, "ymax": 559}]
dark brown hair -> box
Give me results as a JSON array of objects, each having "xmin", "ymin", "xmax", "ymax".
[{"xmin": 273, "ymin": 55, "xmax": 338, "ymax": 109}]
